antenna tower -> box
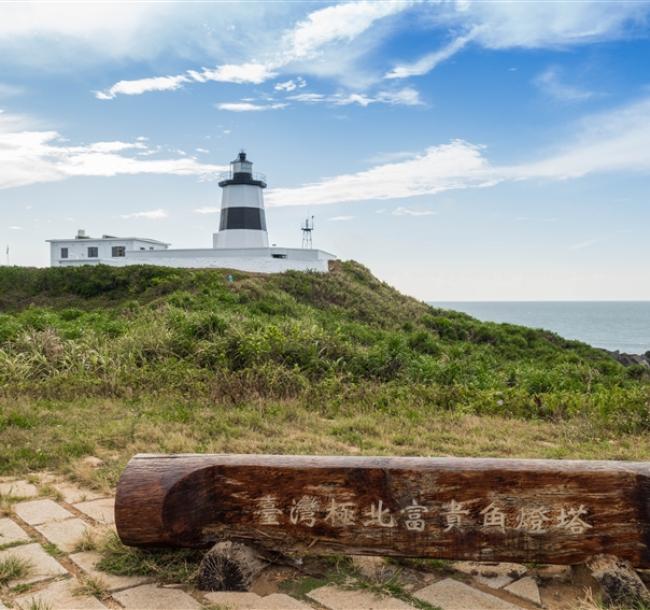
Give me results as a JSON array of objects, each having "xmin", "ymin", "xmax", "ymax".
[{"xmin": 301, "ymin": 216, "xmax": 314, "ymax": 249}]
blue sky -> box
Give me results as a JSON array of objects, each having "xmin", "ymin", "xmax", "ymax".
[{"xmin": 1, "ymin": 1, "xmax": 650, "ymax": 300}]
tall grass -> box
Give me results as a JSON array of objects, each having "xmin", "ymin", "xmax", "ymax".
[{"xmin": 0, "ymin": 262, "xmax": 648, "ymax": 433}]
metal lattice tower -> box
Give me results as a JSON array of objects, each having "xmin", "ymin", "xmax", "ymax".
[{"xmin": 301, "ymin": 216, "xmax": 314, "ymax": 249}]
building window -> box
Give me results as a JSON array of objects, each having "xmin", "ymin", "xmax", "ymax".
[
  {"xmin": 60, "ymin": 247, "xmax": 68, "ymax": 259},
  {"xmin": 88, "ymin": 246, "xmax": 98, "ymax": 258},
  {"xmin": 112, "ymin": 246, "xmax": 126, "ymax": 257},
  {"xmin": 149, "ymin": 247, "xmax": 154, "ymax": 250},
  {"xmin": 140, "ymin": 247, "xmax": 145, "ymax": 251}
]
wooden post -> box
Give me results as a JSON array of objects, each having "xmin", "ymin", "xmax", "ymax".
[{"xmin": 115, "ymin": 454, "xmax": 650, "ymax": 567}]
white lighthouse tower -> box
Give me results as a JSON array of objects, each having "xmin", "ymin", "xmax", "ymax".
[{"xmin": 213, "ymin": 151, "xmax": 269, "ymax": 249}]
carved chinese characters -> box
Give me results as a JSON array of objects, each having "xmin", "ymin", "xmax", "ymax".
[{"xmin": 253, "ymin": 495, "xmax": 594, "ymax": 536}]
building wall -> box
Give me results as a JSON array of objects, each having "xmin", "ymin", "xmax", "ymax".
[
  {"xmin": 120, "ymin": 248, "xmax": 335, "ymax": 273},
  {"xmin": 49, "ymin": 239, "xmax": 166, "ymax": 267}
]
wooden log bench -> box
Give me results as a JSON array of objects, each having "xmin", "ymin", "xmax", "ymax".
[{"xmin": 115, "ymin": 454, "xmax": 650, "ymax": 591}]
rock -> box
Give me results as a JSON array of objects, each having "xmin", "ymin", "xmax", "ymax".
[
  {"xmin": 586, "ymin": 554, "xmax": 650, "ymax": 607},
  {"xmin": 504, "ymin": 576, "xmax": 542, "ymax": 606},
  {"xmin": 606, "ymin": 350, "xmax": 650, "ymax": 368},
  {"xmin": 82, "ymin": 456, "xmax": 104, "ymax": 468}
]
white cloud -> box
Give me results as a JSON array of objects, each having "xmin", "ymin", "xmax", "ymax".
[
  {"xmin": 0, "ymin": 111, "xmax": 225, "ymax": 190},
  {"xmin": 533, "ymin": 67, "xmax": 595, "ymax": 102},
  {"xmin": 120, "ymin": 209, "xmax": 168, "ymax": 220},
  {"xmin": 267, "ymin": 94, "xmax": 650, "ymax": 207},
  {"xmin": 216, "ymin": 102, "xmax": 288, "ymax": 112},
  {"xmin": 384, "ymin": 2, "xmax": 650, "ymax": 79},
  {"xmin": 194, "ymin": 206, "xmax": 220, "ymax": 214},
  {"xmin": 385, "ymin": 31, "xmax": 477, "ymax": 79},
  {"xmin": 98, "ymin": 1, "xmax": 412, "ymax": 99},
  {"xmin": 267, "ymin": 140, "xmax": 491, "ymax": 207},
  {"xmin": 503, "ymin": 96, "xmax": 650, "ymax": 179},
  {"xmin": 96, "ymin": 75, "xmax": 189, "ymax": 100},
  {"xmin": 188, "ymin": 63, "xmax": 276, "ymax": 85},
  {"xmin": 392, "ymin": 207, "xmax": 436, "ymax": 217},
  {"xmin": 280, "ymin": 1, "xmax": 411, "ymax": 62},
  {"xmin": 274, "ymin": 77, "xmax": 306, "ymax": 92},
  {"xmin": 195, "ymin": 148, "xmax": 210, "ymax": 154},
  {"xmin": 328, "ymin": 215, "xmax": 355, "ymax": 222},
  {"xmin": 287, "ymin": 87, "xmax": 422, "ymax": 107},
  {"xmin": 8, "ymin": 225, "xmax": 23, "ymax": 230}
]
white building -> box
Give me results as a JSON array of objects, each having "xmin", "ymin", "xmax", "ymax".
[{"xmin": 48, "ymin": 152, "xmax": 337, "ymax": 273}]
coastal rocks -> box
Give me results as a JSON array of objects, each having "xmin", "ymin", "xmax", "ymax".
[{"xmin": 606, "ymin": 349, "xmax": 650, "ymax": 368}]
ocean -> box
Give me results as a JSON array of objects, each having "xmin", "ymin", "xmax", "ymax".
[{"xmin": 428, "ymin": 302, "xmax": 650, "ymax": 355}]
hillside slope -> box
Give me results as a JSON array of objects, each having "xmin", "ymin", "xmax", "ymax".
[{"xmin": 0, "ymin": 261, "xmax": 648, "ymax": 432}]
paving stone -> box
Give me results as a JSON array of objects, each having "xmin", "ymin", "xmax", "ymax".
[
  {"xmin": 52, "ymin": 482, "xmax": 104, "ymax": 504},
  {"xmin": 0, "ymin": 480, "xmax": 39, "ymax": 498},
  {"xmin": 257, "ymin": 593, "xmax": 315, "ymax": 609},
  {"xmin": 35, "ymin": 517, "xmax": 90, "ymax": 553},
  {"xmin": 414, "ymin": 578, "xmax": 524, "ymax": 610},
  {"xmin": 74, "ymin": 498, "xmax": 115, "ymax": 524},
  {"xmin": 13, "ymin": 498, "xmax": 73, "ymax": 525},
  {"xmin": 0, "ymin": 517, "xmax": 31, "ymax": 545},
  {"xmin": 505, "ymin": 576, "xmax": 542, "ymax": 606},
  {"xmin": 308, "ymin": 585, "xmax": 415, "ymax": 609},
  {"xmin": 0, "ymin": 542, "xmax": 68, "ymax": 585},
  {"xmin": 69, "ymin": 551, "xmax": 152, "ymax": 591},
  {"xmin": 203, "ymin": 591, "xmax": 264, "ymax": 608},
  {"xmin": 15, "ymin": 577, "xmax": 108, "ymax": 609},
  {"xmin": 113, "ymin": 584, "xmax": 202, "ymax": 609}
]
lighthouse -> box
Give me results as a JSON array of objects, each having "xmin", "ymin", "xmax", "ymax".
[
  {"xmin": 48, "ymin": 150, "xmax": 337, "ymax": 272},
  {"xmin": 213, "ymin": 151, "xmax": 269, "ymax": 249}
]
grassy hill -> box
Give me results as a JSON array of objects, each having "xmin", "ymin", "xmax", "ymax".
[{"xmin": 1, "ymin": 262, "xmax": 649, "ymax": 483}]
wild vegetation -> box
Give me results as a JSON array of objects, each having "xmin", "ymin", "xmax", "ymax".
[{"xmin": 1, "ymin": 262, "xmax": 649, "ymax": 482}]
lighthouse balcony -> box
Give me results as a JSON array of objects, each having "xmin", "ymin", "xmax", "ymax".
[{"xmin": 218, "ymin": 170, "xmax": 267, "ymax": 188}]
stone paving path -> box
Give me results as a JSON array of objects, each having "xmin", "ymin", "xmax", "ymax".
[{"xmin": 0, "ymin": 473, "xmax": 588, "ymax": 610}]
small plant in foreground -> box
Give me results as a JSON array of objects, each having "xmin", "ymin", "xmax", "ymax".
[
  {"xmin": 97, "ymin": 531, "xmax": 203, "ymax": 584},
  {"xmin": 73, "ymin": 528, "xmax": 99, "ymax": 553},
  {"xmin": 0, "ymin": 555, "xmax": 32, "ymax": 585},
  {"xmin": 74, "ymin": 576, "xmax": 109, "ymax": 600}
]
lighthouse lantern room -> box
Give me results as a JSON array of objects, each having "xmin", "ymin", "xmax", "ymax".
[{"xmin": 213, "ymin": 151, "xmax": 269, "ymax": 249}]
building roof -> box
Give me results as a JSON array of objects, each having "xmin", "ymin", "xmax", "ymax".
[{"xmin": 46, "ymin": 236, "xmax": 170, "ymax": 245}]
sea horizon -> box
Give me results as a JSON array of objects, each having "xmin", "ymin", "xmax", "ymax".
[{"xmin": 428, "ymin": 301, "xmax": 650, "ymax": 355}]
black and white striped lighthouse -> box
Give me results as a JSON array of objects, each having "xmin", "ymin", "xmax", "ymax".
[{"xmin": 213, "ymin": 151, "xmax": 269, "ymax": 249}]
